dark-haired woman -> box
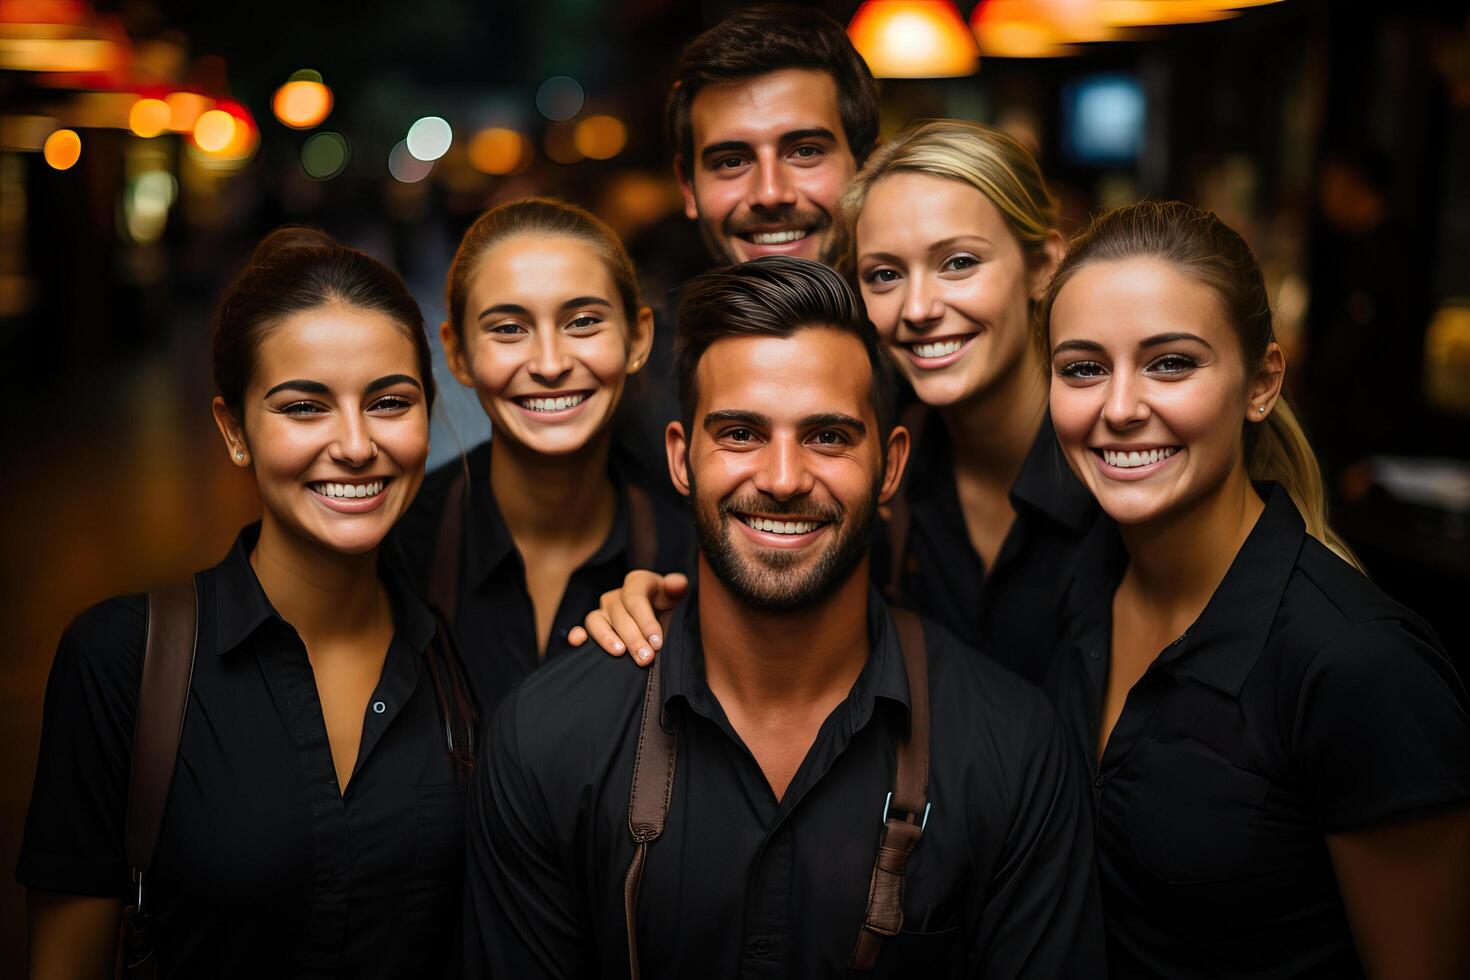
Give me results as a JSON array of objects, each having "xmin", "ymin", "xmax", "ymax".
[
  {"xmin": 1043, "ymin": 200, "xmax": 1470, "ymax": 978},
  {"xmin": 20, "ymin": 229, "xmax": 474, "ymax": 978},
  {"xmin": 387, "ymin": 199, "xmax": 691, "ymax": 713}
]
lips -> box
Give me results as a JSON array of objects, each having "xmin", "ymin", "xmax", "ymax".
[
  {"xmin": 510, "ymin": 390, "xmax": 593, "ymax": 421},
  {"xmin": 901, "ymin": 333, "xmax": 979, "ymax": 369},
  {"xmin": 308, "ymin": 477, "xmax": 393, "ymax": 513},
  {"xmin": 1090, "ymin": 445, "xmax": 1182, "ymax": 479},
  {"xmin": 731, "ymin": 510, "xmax": 830, "ymax": 549}
]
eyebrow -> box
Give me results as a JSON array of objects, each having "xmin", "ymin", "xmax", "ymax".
[
  {"xmin": 704, "ymin": 409, "xmax": 770, "ymax": 428},
  {"xmin": 1052, "ymin": 332, "xmax": 1216, "ymax": 358},
  {"xmin": 801, "ymin": 412, "xmax": 866, "ymax": 435},
  {"xmin": 366, "ymin": 374, "xmax": 423, "ymax": 394},
  {"xmin": 702, "ymin": 409, "xmax": 866, "ymax": 435},
  {"xmin": 699, "ymin": 127, "xmax": 838, "ymax": 163},
  {"xmin": 262, "ymin": 375, "xmax": 421, "ymax": 399},
  {"xmin": 478, "ymin": 297, "xmax": 613, "ymax": 320},
  {"xmin": 858, "ymin": 236, "xmax": 995, "ymax": 266}
]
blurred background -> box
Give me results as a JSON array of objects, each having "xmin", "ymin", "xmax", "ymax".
[{"xmin": 2, "ymin": 0, "xmax": 1469, "ymax": 954}]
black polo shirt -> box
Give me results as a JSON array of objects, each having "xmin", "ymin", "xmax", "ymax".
[
  {"xmin": 462, "ymin": 588, "xmax": 1106, "ymax": 979},
  {"xmin": 388, "ymin": 439, "xmax": 693, "ymax": 713},
  {"xmin": 881, "ymin": 411, "xmax": 1098, "ymax": 686},
  {"xmin": 18, "ymin": 524, "xmax": 465, "ymax": 979},
  {"xmin": 1045, "ymin": 483, "xmax": 1470, "ymax": 978}
]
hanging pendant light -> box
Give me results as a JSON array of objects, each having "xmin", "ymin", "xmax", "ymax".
[{"xmin": 848, "ymin": 1, "xmax": 980, "ymax": 78}]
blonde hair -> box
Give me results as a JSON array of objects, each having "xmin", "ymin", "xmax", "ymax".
[
  {"xmin": 839, "ymin": 119, "xmax": 1060, "ymax": 274},
  {"xmin": 1040, "ymin": 201, "xmax": 1363, "ymax": 571}
]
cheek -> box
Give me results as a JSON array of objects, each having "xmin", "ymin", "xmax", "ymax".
[
  {"xmin": 467, "ymin": 343, "xmax": 523, "ymax": 395},
  {"xmin": 696, "ymin": 177, "xmax": 743, "ymax": 218},
  {"xmin": 1152, "ymin": 382, "xmax": 1237, "ymax": 445},
  {"xmin": 862, "ymin": 290, "xmax": 901, "ymax": 338},
  {"xmin": 250, "ymin": 417, "xmax": 322, "ymax": 482},
  {"xmin": 1048, "ymin": 383, "xmax": 1101, "ymax": 449},
  {"xmin": 578, "ymin": 335, "xmax": 633, "ymax": 385},
  {"xmin": 797, "ymin": 165, "xmax": 846, "ymax": 211}
]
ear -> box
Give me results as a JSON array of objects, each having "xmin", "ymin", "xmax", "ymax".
[
  {"xmin": 665, "ymin": 420, "xmax": 691, "ymax": 498},
  {"xmin": 1247, "ymin": 341, "xmax": 1287, "ymax": 423},
  {"xmin": 440, "ymin": 320, "xmax": 474, "ymax": 388},
  {"xmin": 675, "ymin": 156, "xmax": 699, "ymax": 221},
  {"xmin": 627, "ymin": 306, "xmax": 655, "ymax": 375},
  {"xmin": 212, "ymin": 397, "xmax": 251, "ymax": 467},
  {"xmin": 878, "ymin": 424, "xmax": 911, "ymax": 505},
  {"xmin": 1028, "ymin": 229, "xmax": 1066, "ymax": 302}
]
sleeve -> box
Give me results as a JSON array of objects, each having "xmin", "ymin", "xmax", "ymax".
[
  {"xmin": 460, "ymin": 694, "xmax": 593, "ymax": 980},
  {"xmin": 974, "ymin": 696, "xmax": 1107, "ymax": 980},
  {"xmin": 16, "ymin": 597, "xmax": 145, "ymax": 897},
  {"xmin": 1296, "ymin": 619, "xmax": 1470, "ymax": 832}
]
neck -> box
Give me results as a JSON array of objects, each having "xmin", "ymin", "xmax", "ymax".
[
  {"xmin": 938, "ymin": 351, "xmax": 1048, "ymax": 486},
  {"xmin": 698, "ymin": 557, "xmax": 872, "ymax": 710},
  {"xmin": 489, "ymin": 432, "xmax": 617, "ymax": 543},
  {"xmin": 250, "ymin": 515, "xmax": 387, "ymax": 641},
  {"xmin": 1117, "ymin": 465, "xmax": 1265, "ymax": 612}
]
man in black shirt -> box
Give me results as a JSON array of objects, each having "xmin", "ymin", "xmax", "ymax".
[{"xmin": 462, "ymin": 258, "xmax": 1103, "ymax": 978}]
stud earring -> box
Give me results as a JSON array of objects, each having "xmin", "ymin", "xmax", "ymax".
[
  {"xmin": 236, "ymin": 451, "xmax": 245, "ymax": 460},
  {"xmin": 1258, "ymin": 406, "xmax": 1267, "ymax": 414}
]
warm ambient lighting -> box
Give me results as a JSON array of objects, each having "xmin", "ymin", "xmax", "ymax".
[
  {"xmin": 272, "ymin": 79, "xmax": 333, "ymax": 130},
  {"xmin": 42, "ymin": 128, "xmax": 81, "ymax": 170},
  {"xmin": 193, "ymin": 109, "xmax": 236, "ymax": 153},
  {"xmin": 971, "ymin": 0, "xmax": 1286, "ymax": 58},
  {"xmin": 128, "ymin": 98, "xmax": 171, "ymax": 138},
  {"xmin": 573, "ymin": 115, "xmax": 627, "ymax": 160},
  {"xmin": 467, "ymin": 127, "xmax": 528, "ymax": 175},
  {"xmin": 848, "ymin": 1, "xmax": 979, "ymax": 78}
]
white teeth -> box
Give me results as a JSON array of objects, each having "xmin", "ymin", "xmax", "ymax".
[
  {"xmin": 744, "ymin": 516, "xmax": 819, "ymax": 535},
  {"xmin": 750, "ymin": 230, "xmax": 808, "ymax": 245},
  {"xmin": 911, "ymin": 338, "xmax": 967, "ymax": 359},
  {"xmin": 522, "ymin": 393, "xmax": 586, "ymax": 412},
  {"xmin": 1102, "ymin": 448, "xmax": 1178, "ymax": 469},
  {"xmin": 313, "ymin": 479, "xmax": 385, "ymax": 499}
]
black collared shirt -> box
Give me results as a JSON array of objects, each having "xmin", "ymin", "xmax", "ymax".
[
  {"xmin": 463, "ymin": 589, "xmax": 1105, "ymax": 979},
  {"xmin": 1045, "ymin": 483, "xmax": 1470, "ymax": 979},
  {"xmin": 881, "ymin": 411, "xmax": 1098, "ymax": 686},
  {"xmin": 17, "ymin": 524, "xmax": 465, "ymax": 979},
  {"xmin": 388, "ymin": 440, "xmax": 693, "ymax": 713}
]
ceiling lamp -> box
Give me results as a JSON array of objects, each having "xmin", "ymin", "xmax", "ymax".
[
  {"xmin": 848, "ymin": 1, "xmax": 980, "ymax": 78},
  {"xmin": 970, "ymin": 0, "xmax": 1286, "ymax": 57}
]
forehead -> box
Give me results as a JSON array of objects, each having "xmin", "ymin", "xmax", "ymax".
[
  {"xmin": 1050, "ymin": 257, "xmax": 1232, "ymax": 347},
  {"xmin": 469, "ymin": 234, "xmax": 618, "ymax": 309},
  {"xmin": 254, "ymin": 304, "xmax": 420, "ymax": 388},
  {"xmin": 857, "ymin": 171, "xmax": 1021, "ymax": 257},
  {"xmin": 689, "ymin": 68, "xmax": 846, "ymax": 150},
  {"xmin": 695, "ymin": 327, "xmax": 874, "ymax": 423}
]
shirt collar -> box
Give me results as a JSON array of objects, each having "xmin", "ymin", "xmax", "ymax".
[{"xmin": 212, "ymin": 522, "xmax": 437, "ymax": 658}]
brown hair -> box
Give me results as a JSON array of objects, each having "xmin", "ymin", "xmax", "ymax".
[
  {"xmin": 666, "ymin": 3, "xmax": 880, "ymax": 171},
  {"xmin": 445, "ymin": 197, "xmax": 640, "ymax": 339},
  {"xmin": 1040, "ymin": 200, "xmax": 1361, "ymax": 569},
  {"xmin": 213, "ymin": 227, "xmax": 434, "ymax": 419}
]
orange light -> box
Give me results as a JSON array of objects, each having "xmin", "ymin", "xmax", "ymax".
[
  {"xmin": 467, "ymin": 127, "xmax": 527, "ymax": 175},
  {"xmin": 128, "ymin": 97, "xmax": 171, "ymax": 138},
  {"xmin": 272, "ymin": 79, "xmax": 333, "ymax": 130},
  {"xmin": 193, "ymin": 109, "xmax": 237, "ymax": 153},
  {"xmin": 544, "ymin": 122, "xmax": 583, "ymax": 165},
  {"xmin": 572, "ymin": 115, "xmax": 627, "ymax": 161},
  {"xmin": 1093, "ymin": 1, "xmax": 1239, "ymax": 28},
  {"xmin": 43, "ymin": 128, "xmax": 81, "ymax": 170},
  {"xmin": 847, "ymin": 1, "xmax": 979, "ymax": 78},
  {"xmin": 165, "ymin": 91, "xmax": 210, "ymax": 132}
]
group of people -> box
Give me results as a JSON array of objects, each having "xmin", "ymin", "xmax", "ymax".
[{"xmin": 18, "ymin": 5, "xmax": 1470, "ymax": 979}]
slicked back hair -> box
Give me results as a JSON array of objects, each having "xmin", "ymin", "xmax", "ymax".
[
  {"xmin": 675, "ymin": 256, "xmax": 896, "ymax": 442},
  {"xmin": 666, "ymin": 3, "xmax": 880, "ymax": 172}
]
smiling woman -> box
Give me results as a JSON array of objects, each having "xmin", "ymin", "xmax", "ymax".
[{"xmin": 19, "ymin": 228, "xmax": 478, "ymax": 979}]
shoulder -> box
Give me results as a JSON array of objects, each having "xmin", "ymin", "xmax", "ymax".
[
  {"xmin": 50, "ymin": 593, "xmax": 149, "ymax": 693},
  {"xmin": 921, "ymin": 615, "xmax": 1063, "ymax": 753}
]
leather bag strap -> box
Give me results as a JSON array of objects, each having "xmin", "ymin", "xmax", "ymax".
[
  {"xmin": 850, "ymin": 608, "xmax": 929, "ymax": 971},
  {"xmin": 429, "ymin": 469, "xmax": 467, "ymax": 623},
  {"xmin": 126, "ymin": 579, "xmax": 200, "ymax": 886},
  {"xmin": 623, "ymin": 611, "xmax": 676, "ymax": 980}
]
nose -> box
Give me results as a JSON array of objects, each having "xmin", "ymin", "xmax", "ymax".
[
  {"xmin": 330, "ymin": 410, "xmax": 379, "ymax": 467},
  {"xmin": 528, "ymin": 326, "xmax": 573, "ymax": 385},
  {"xmin": 751, "ymin": 433, "xmax": 817, "ymax": 501},
  {"xmin": 1102, "ymin": 372, "xmax": 1150, "ymax": 429},
  {"xmin": 901, "ymin": 275, "xmax": 944, "ymax": 333},
  {"xmin": 749, "ymin": 153, "xmax": 797, "ymax": 212}
]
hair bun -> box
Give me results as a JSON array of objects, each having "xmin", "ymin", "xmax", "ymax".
[{"xmin": 249, "ymin": 226, "xmax": 338, "ymax": 266}]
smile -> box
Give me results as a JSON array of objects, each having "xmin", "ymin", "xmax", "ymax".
[
  {"xmin": 309, "ymin": 478, "xmax": 387, "ymax": 499},
  {"xmin": 744, "ymin": 229, "xmax": 809, "ymax": 245},
  {"xmin": 514, "ymin": 392, "xmax": 588, "ymax": 413},
  {"xmin": 738, "ymin": 514, "xmax": 825, "ymax": 535},
  {"xmin": 1093, "ymin": 446, "xmax": 1181, "ymax": 471},
  {"xmin": 902, "ymin": 333, "xmax": 978, "ymax": 367}
]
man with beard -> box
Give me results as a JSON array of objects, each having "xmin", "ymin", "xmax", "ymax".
[{"xmin": 461, "ymin": 258, "xmax": 1103, "ymax": 979}]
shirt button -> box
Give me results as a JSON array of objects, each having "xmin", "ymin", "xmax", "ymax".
[
  {"xmin": 372, "ymin": 700, "xmax": 386, "ymax": 714},
  {"xmin": 1087, "ymin": 649, "xmax": 1099, "ymax": 660},
  {"xmin": 751, "ymin": 939, "xmax": 772, "ymax": 956},
  {"xmin": 1093, "ymin": 774, "xmax": 1105, "ymax": 789}
]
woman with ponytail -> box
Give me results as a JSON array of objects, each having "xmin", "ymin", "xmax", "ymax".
[
  {"xmin": 1043, "ymin": 200, "xmax": 1470, "ymax": 978},
  {"xmin": 20, "ymin": 229, "xmax": 473, "ymax": 978}
]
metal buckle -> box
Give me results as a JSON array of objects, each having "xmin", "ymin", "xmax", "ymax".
[
  {"xmin": 131, "ymin": 867, "xmax": 145, "ymax": 912},
  {"xmin": 880, "ymin": 790, "xmax": 930, "ymax": 831}
]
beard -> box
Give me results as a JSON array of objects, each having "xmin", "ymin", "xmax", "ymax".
[
  {"xmin": 697, "ymin": 204, "xmax": 840, "ymax": 267},
  {"xmin": 692, "ymin": 476, "xmax": 878, "ymax": 613}
]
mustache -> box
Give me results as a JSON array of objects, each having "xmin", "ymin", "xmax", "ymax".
[
  {"xmin": 719, "ymin": 493, "xmax": 842, "ymax": 525},
  {"xmin": 723, "ymin": 206, "xmax": 831, "ymax": 237}
]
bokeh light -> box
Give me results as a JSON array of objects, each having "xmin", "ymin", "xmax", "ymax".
[
  {"xmin": 468, "ymin": 127, "xmax": 528, "ymax": 175},
  {"xmin": 273, "ymin": 79, "xmax": 333, "ymax": 130},
  {"xmin": 43, "ymin": 129, "xmax": 81, "ymax": 170},
  {"xmin": 848, "ymin": 0, "xmax": 980, "ymax": 78},
  {"xmin": 573, "ymin": 115, "xmax": 627, "ymax": 160},
  {"xmin": 129, "ymin": 98, "xmax": 171, "ymax": 138},
  {"xmin": 536, "ymin": 76, "xmax": 584, "ymax": 121},
  {"xmin": 388, "ymin": 140, "xmax": 434, "ymax": 182},
  {"xmin": 193, "ymin": 109, "xmax": 237, "ymax": 152},
  {"xmin": 165, "ymin": 91, "xmax": 210, "ymax": 132},
  {"xmin": 544, "ymin": 121, "xmax": 584, "ymax": 165},
  {"xmin": 406, "ymin": 116, "xmax": 453, "ymax": 161},
  {"xmin": 301, "ymin": 132, "xmax": 350, "ymax": 179},
  {"xmin": 125, "ymin": 170, "xmax": 178, "ymax": 243}
]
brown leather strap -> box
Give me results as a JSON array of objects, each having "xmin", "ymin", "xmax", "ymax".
[
  {"xmin": 884, "ymin": 403, "xmax": 929, "ymax": 603},
  {"xmin": 850, "ymin": 608, "xmax": 929, "ymax": 971},
  {"xmin": 624, "ymin": 610, "xmax": 676, "ymax": 980},
  {"xmin": 429, "ymin": 470, "xmax": 467, "ymax": 623},
  {"xmin": 624, "ymin": 483, "xmax": 658, "ymax": 572},
  {"xmin": 126, "ymin": 580, "xmax": 200, "ymax": 887}
]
